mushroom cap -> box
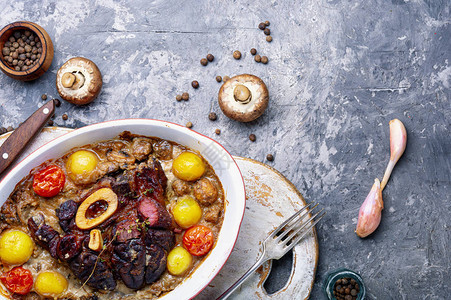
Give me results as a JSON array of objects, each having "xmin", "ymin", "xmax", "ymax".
[
  {"xmin": 56, "ymin": 57, "xmax": 102, "ymax": 105},
  {"xmin": 218, "ymin": 74, "xmax": 269, "ymax": 122}
]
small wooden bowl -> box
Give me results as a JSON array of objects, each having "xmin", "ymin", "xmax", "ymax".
[{"xmin": 0, "ymin": 21, "xmax": 54, "ymax": 81}]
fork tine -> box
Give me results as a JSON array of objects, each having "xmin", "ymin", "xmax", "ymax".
[
  {"xmin": 282, "ymin": 210, "xmax": 326, "ymax": 252},
  {"xmin": 280, "ymin": 208, "xmax": 324, "ymax": 247},
  {"xmin": 267, "ymin": 202, "xmax": 315, "ymax": 239},
  {"xmin": 274, "ymin": 204, "xmax": 317, "ymax": 243}
]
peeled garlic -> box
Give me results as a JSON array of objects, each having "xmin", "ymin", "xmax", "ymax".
[
  {"xmin": 355, "ymin": 178, "xmax": 383, "ymax": 238},
  {"xmin": 380, "ymin": 119, "xmax": 407, "ymax": 190}
]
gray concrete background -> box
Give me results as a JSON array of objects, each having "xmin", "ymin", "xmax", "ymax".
[{"xmin": 0, "ymin": 0, "xmax": 449, "ymax": 299}]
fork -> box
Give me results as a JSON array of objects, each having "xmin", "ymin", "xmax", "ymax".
[{"xmin": 217, "ymin": 202, "xmax": 326, "ymax": 300}]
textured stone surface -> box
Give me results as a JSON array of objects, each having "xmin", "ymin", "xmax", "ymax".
[{"xmin": 0, "ymin": 1, "xmax": 449, "ymax": 299}]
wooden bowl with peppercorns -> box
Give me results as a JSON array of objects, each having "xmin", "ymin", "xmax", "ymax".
[{"xmin": 0, "ymin": 21, "xmax": 54, "ymax": 81}]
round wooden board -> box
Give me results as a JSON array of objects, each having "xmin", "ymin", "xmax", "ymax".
[{"xmin": 0, "ymin": 128, "xmax": 319, "ymax": 300}]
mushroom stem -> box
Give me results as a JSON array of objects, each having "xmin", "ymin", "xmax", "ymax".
[
  {"xmin": 233, "ymin": 84, "xmax": 252, "ymax": 104},
  {"xmin": 62, "ymin": 72, "xmax": 76, "ymax": 88}
]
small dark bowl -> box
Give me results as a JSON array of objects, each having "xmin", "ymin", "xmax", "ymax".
[
  {"xmin": 323, "ymin": 268, "xmax": 366, "ymax": 300},
  {"xmin": 0, "ymin": 21, "xmax": 54, "ymax": 81}
]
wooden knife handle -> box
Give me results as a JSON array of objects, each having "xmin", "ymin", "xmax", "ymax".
[{"xmin": 0, "ymin": 99, "xmax": 56, "ymax": 175}]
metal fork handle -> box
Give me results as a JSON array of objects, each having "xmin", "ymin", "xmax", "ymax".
[{"xmin": 216, "ymin": 249, "xmax": 267, "ymax": 300}]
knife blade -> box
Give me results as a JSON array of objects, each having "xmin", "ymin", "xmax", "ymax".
[{"xmin": 0, "ymin": 99, "xmax": 56, "ymax": 175}]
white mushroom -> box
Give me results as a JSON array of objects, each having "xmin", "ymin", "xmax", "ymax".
[
  {"xmin": 218, "ymin": 74, "xmax": 269, "ymax": 122},
  {"xmin": 56, "ymin": 57, "xmax": 102, "ymax": 105}
]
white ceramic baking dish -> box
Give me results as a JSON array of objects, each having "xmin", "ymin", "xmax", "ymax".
[{"xmin": 0, "ymin": 119, "xmax": 246, "ymax": 299}]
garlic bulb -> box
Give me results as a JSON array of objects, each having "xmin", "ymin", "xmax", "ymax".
[
  {"xmin": 380, "ymin": 119, "xmax": 407, "ymax": 190},
  {"xmin": 355, "ymin": 178, "xmax": 383, "ymax": 238}
]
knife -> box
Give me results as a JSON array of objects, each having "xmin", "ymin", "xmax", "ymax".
[{"xmin": 0, "ymin": 99, "xmax": 56, "ymax": 175}]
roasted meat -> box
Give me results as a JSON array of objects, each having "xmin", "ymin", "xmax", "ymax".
[{"xmin": 27, "ymin": 159, "xmax": 174, "ymax": 291}]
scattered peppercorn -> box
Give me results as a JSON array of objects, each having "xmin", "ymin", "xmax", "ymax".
[
  {"xmin": 266, "ymin": 154, "xmax": 274, "ymax": 161},
  {"xmin": 0, "ymin": 127, "xmax": 7, "ymax": 134},
  {"xmin": 6, "ymin": 126, "xmax": 14, "ymax": 132},
  {"xmin": 206, "ymin": 54, "xmax": 214, "ymax": 62},
  {"xmin": 41, "ymin": 94, "xmax": 47, "ymax": 100},
  {"xmin": 261, "ymin": 56, "xmax": 269, "ymax": 64},
  {"xmin": 54, "ymin": 99, "xmax": 61, "ymax": 107},
  {"xmin": 181, "ymin": 92, "xmax": 189, "ymax": 101},
  {"xmin": 186, "ymin": 122, "xmax": 193, "ymax": 128},
  {"xmin": 233, "ymin": 50, "xmax": 241, "ymax": 60},
  {"xmin": 249, "ymin": 134, "xmax": 256, "ymax": 142},
  {"xmin": 176, "ymin": 94, "xmax": 182, "ymax": 101},
  {"xmin": 266, "ymin": 36, "xmax": 273, "ymax": 42},
  {"xmin": 264, "ymin": 28, "xmax": 271, "ymax": 36},
  {"xmin": 215, "ymin": 129, "xmax": 221, "ymax": 135},
  {"xmin": 265, "ymin": 20, "xmax": 270, "ymax": 26},
  {"xmin": 191, "ymin": 80, "xmax": 199, "ymax": 89},
  {"xmin": 250, "ymin": 48, "xmax": 257, "ymax": 55},
  {"xmin": 215, "ymin": 76, "xmax": 222, "ymax": 82},
  {"xmin": 200, "ymin": 58, "xmax": 208, "ymax": 66},
  {"xmin": 208, "ymin": 112, "xmax": 217, "ymax": 121},
  {"xmin": 47, "ymin": 120, "xmax": 54, "ymax": 126},
  {"xmin": 254, "ymin": 55, "xmax": 261, "ymax": 63},
  {"xmin": 223, "ymin": 76, "xmax": 230, "ymax": 82},
  {"xmin": 258, "ymin": 22, "xmax": 266, "ymax": 30},
  {"xmin": 333, "ymin": 277, "xmax": 359, "ymax": 300},
  {"xmin": 62, "ymin": 114, "xmax": 68, "ymax": 121}
]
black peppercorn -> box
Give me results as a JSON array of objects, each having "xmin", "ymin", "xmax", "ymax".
[
  {"xmin": 266, "ymin": 36, "xmax": 273, "ymax": 42},
  {"xmin": 47, "ymin": 120, "xmax": 54, "ymax": 126},
  {"xmin": 62, "ymin": 114, "xmax": 68, "ymax": 121},
  {"xmin": 191, "ymin": 80, "xmax": 199, "ymax": 89},
  {"xmin": 233, "ymin": 50, "xmax": 241, "ymax": 60},
  {"xmin": 6, "ymin": 126, "xmax": 14, "ymax": 132},
  {"xmin": 41, "ymin": 94, "xmax": 47, "ymax": 100},
  {"xmin": 250, "ymin": 48, "xmax": 257, "ymax": 55},
  {"xmin": 258, "ymin": 22, "xmax": 266, "ymax": 30},
  {"xmin": 206, "ymin": 54, "xmax": 214, "ymax": 62},
  {"xmin": 254, "ymin": 55, "xmax": 261, "ymax": 63},
  {"xmin": 266, "ymin": 154, "xmax": 274, "ymax": 161},
  {"xmin": 200, "ymin": 58, "xmax": 208, "ymax": 66},
  {"xmin": 181, "ymin": 92, "xmax": 189, "ymax": 101},
  {"xmin": 215, "ymin": 76, "xmax": 222, "ymax": 82},
  {"xmin": 208, "ymin": 112, "xmax": 217, "ymax": 121},
  {"xmin": 186, "ymin": 122, "xmax": 193, "ymax": 128},
  {"xmin": 261, "ymin": 56, "xmax": 269, "ymax": 64},
  {"xmin": 0, "ymin": 127, "xmax": 7, "ymax": 134},
  {"xmin": 215, "ymin": 129, "xmax": 221, "ymax": 135},
  {"xmin": 55, "ymin": 99, "xmax": 61, "ymax": 107},
  {"xmin": 249, "ymin": 134, "xmax": 256, "ymax": 142},
  {"xmin": 264, "ymin": 28, "xmax": 270, "ymax": 35},
  {"xmin": 176, "ymin": 95, "xmax": 182, "ymax": 101},
  {"xmin": 265, "ymin": 20, "xmax": 270, "ymax": 26}
]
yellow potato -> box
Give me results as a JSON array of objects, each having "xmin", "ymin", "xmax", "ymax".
[
  {"xmin": 172, "ymin": 152, "xmax": 205, "ymax": 181},
  {"xmin": 0, "ymin": 230, "xmax": 34, "ymax": 265},
  {"xmin": 35, "ymin": 271, "xmax": 68, "ymax": 297},
  {"xmin": 167, "ymin": 246, "xmax": 192, "ymax": 276},
  {"xmin": 172, "ymin": 196, "xmax": 202, "ymax": 228},
  {"xmin": 66, "ymin": 150, "xmax": 98, "ymax": 176}
]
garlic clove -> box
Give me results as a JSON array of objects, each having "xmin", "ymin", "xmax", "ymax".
[
  {"xmin": 355, "ymin": 178, "xmax": 384, "ymax": 238},
  {"xmin": 380, "ymin": 119, "xmax": 407, "ymax": 190}
]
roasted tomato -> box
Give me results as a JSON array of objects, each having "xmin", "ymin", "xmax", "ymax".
[
  {"xmin": 182, "ymin": 225, "xmax": 214, "ymax": 256},
  {"xmin": 0, "ymin": 266, "xmax": 33, "ymax": 295},
  {"xmin": 33, "ymin": 165, "xmax": 65, "ymax": 197}
]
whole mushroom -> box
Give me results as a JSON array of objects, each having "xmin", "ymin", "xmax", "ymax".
[
  {"xmin": 56, "ymin": 57, "xmax": 102, "ymax": 105},
  {"xmin": 218, "ymin": 74, "xmax": 269, "ymax": 122}
]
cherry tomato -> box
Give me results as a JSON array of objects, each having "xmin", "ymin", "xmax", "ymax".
[
  {"xmin": 0, "ymin": 266, "xmax": 33, "ymax": 295},
  {"xmin": 33, "ymin": 165, "xmax": 65, "ymax": 197},
  {"xmin": 182, "ymin": 225, "xmax": 214, "ymax": 256}
]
